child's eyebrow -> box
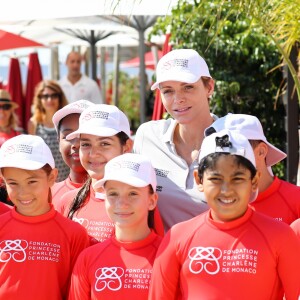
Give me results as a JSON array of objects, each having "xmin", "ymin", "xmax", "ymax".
[
  {"xmin": 61, "ymin": 128, "xmax": 74, "ymax": 134},
  {"xmin": 80, "ymin": 136, "xmax": 114, "ymax": 142}
]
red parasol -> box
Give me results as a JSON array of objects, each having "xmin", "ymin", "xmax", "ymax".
[
  {"xmin": 24, "ymin": 52, "xmax": 43, "ymax": 131},
  {"xmin": 6, "ymin": 57, "xmax": 24, "ymax": 128},
  {"xmin": 0, "ymin": 30, "xmax": 44, "ymax": 51},
  {"xmin": 121, "ymin": 50, "xmax": 163, "ymax": 70},
  {"xmin": 152, "ymin": 33, "xmax": 172, "ymax": 120}
]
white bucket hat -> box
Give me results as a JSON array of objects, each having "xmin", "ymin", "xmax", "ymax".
[
  {"xmin": 66, "ymin": 104, "xmax": 131, "ymax": 140},
  {"xmin": 94, "ymin": 153, "xmax": 157, "ymax": 191},
  {"xmin": 151, "ymin": 49, "xmax": 211, "ymax": 90},
  {"xmin": 52, "ymin": 99, "xmax": 94, "ymax": 133},
  {"xmin": 0, "ymin": 134, "xmax": 55, "ymax": 170},
  {"xmin": 204, "ymin": 113, "xmax": 286, "ymax": 166}
]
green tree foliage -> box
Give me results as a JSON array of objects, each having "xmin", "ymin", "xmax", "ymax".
[
  {"xmin": 107, "ymin": 71, "xmax": 141, "ymax": 132},
  {"xmin": 150, "ymin": 0, "xmax": 286, "ymax": 177}
]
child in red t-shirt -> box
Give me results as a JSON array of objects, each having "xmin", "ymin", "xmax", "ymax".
[
  {"xmin": 291, "ymin": 219, "xmax": 300, "ymax": 240},
  {"xmin": 149, "ymin": 129, "xmax": 300, "ymax": 300},
  {"xmin": 0, "ymin": 134, "xmax": 89, "ymax": 300},
  {"xmin": 0, "ymin": 202, "xmax": 11, "ymax": 215},
  {"xmin": 205, "ymin": 113, "xmax": 300, "ymax": 225},
  {"xmin": 51, "ymin": 100, "xmax": 94, "ymax": 207},
  {"xmin": 68, "ymin": 153, "xmax": 162, "ymax": 300},
  {"xmin": 55, "ymin": 104, "xmax": 164, "ymax": 245}
]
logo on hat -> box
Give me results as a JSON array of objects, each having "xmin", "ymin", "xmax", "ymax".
[
  {"xmin": 111, "ymin": 161, "xmax": 140, "ymax": 172},
  {"xmin": 163, "ymin": 59, "xmax": 189, "ymax": 71},
  {"xmin": 5, "ymin": 144, "xmax": 33, "ymax": 155},
  {"xmin": 72, "ymin": 102, "xmax": 90, "ymax": 109},
  {"xmin": 83, "ymin": 111, "xmax": 109, "ymax": 122}
]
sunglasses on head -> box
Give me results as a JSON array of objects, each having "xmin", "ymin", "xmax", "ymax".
[
  {"xmin": 0, "ymin": 104, "xmax": 12, "ymax": 111},
  {"xmin": 39, "ymin": 93, "xmax": 60, "ymax": 100}
]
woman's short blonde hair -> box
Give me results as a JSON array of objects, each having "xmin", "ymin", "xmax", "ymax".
[{"xmin": 31, "ymin": 80, "xmax": 68, "ymax": 124}]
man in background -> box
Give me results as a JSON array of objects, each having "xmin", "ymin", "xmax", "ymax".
[{"xmin": 59, "ymin": 51, "xmax": 102, "ymax": 104}]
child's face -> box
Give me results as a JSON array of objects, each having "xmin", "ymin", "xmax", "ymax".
[
  {"xmin": 2, "ymin": 167, "xmax": 57, "ymax": 216},
  {"xmin": 79, "ymin": 134, "xmax": 131, "ymax": 181},
  {"xmin": 196, "ymin": 155, "xmax": 258, "ymax": 222},
  {"xmin": 59, "ymin": 114, "xmax": 86, "ymax": 174},
  {"xmin": 104, "ymin": 181, "xmax": 157, "ymax": 230}
]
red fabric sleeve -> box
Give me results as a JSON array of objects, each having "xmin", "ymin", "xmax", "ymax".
[
  {"xmin": 55, "ymin": 189, "xmax": 79, "ymax": 216},
  {"xmin": 68, "ymin": 252, "xmax": 91, "ymax": 300},
  {"xmin": 277, "ymin": 225, "xmax": 300, "ymax": 299},
  {"xmin": 0, "ymin": 203, "xmax": 12, "ymax": 215},
  {"xmin": 149, "ymin": 230, "xmax": 181, "ymax": 299},
  {"xmin": 290, "ymin": 219, "xmax": 300, "ymax": 240}
]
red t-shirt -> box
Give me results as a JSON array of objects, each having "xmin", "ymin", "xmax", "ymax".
[
  {"xmin": 0, "ymin": 202, "xmax": 12, "ymax": 215},
  {"xmin": 0, "ymin": 129, "xmax": 21, "ymax": 147},
  {"xmin": 56, "ymin": 186, "xmax": 164, "ymax": 245},
  {"xmin": 0, "ymin": 206, "xmax": 89, "ymax": 300},
  {"xmin": 149, "ymin": 207, "xmax": 300, "ymax": 300},
  {"xmin": 251, "ymin": 176, "xmax": 300, "ymax": 224},
  {"xmin": 290, "ymin": 219, "xmax": 300, "ymax": 240},
  {"xmin": 52, "ymin": 177, "xmax": 84, "ymax": 210},
  {"xmin": 56, "ymin": 187, "xmax": 115, "ymax": 245},
  {"xmin": 69, "ymin": 230, "xmax": 162, "ymax": 300}
]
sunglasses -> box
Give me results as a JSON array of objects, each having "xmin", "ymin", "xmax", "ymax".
[
  {"xmin": 39, "ymin": 93, "xmax": 60, "ymax": 100},
  {"xmin": 0, "ymin": 104, "xmax": 12, "ymax": 111}
]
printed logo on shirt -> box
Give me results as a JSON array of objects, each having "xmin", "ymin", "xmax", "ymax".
[
  {"xmin": 0, "ymin": 240, "xmax": 61, "ymax": 263},
  {"xmin": 73, "ymin": 218, "xmax": 114, "ymax": 242},
  {"xmin": 188, "ymin": 247, "xmax": 259, "ymax": 275},
  {"xmin": 156, "ymin": 186, "xmax": 163, "ymax": 192},
  {"xmin": 189, "ymin": 246, "xmax": 222, "ymax": 275},
  {"xmin": 155, "ymin": 168, "xmax": 169, "ymax": 178},
  {"xmin": 0, "ymin": 240, "xmax": 28, "ymax": 262},
  {"xmin": 73, "ymin": 217, "xmax": 89, "ymax": 228},
  {"xmin": 83, "ymin": 111, "xmax": 109, "ymax": 122},
  {"xmin": 95, "ymin": 267, "xmax": 124, "ymax": 291},
  {"xmin": 94, "ymin": 267, "xmax": 152, "ymax": 292}
]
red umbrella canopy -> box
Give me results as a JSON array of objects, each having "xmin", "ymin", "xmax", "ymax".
[
  {"xmin": 0, "ymin": 30, "xmax": 44, "ymax": 51},
  {"xmin": 121, "ymin": 50, "xmax": 163, "ymax": 70},
  {"xmin": 6, "ymin": 57, "xmax": 24, "ymax": 128},
  {"xmin": 24, "ymin": 52, "xmax": 43, "ymax": 131}
]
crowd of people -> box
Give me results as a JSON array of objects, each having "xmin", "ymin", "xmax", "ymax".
[{"xmin": 0, "ymin": 48, "xmax": 299, "ymax": 299}]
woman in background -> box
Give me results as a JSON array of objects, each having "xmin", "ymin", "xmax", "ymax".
[
  {"xmin": 0, "ymin": 89, "xmax": 23, "ymax": 205},
  {"xmin": 0, "ymin": 89, "xmax": 23, "ymax": 146},
  {"xmin": 28, "ymin": 80, "xmax": 69, "ymax": 182}
]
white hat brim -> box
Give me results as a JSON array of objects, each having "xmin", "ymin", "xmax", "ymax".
[
  {"xmin": 67, "ymin": 127, "xmax": 120, "ymax": 140},
  {"xmin": 0, "ymin": 160, "xmax": 47, "ymax": 170},
  {"xmin": 94, "ymin": 175, "xmax": 150, "ymax": 189}
]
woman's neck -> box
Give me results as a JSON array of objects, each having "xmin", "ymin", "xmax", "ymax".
[
  {"xmin": 0, "ymin": 125, "xmax": 11, "ymax": 133},
  {"xmin": 174, "ymin": 115, "xmax": 214, "ymax": 165},
  {"xmin": 42, "ymin": 113, "xmax": 55, "ymax": 128}
]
